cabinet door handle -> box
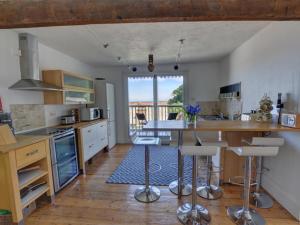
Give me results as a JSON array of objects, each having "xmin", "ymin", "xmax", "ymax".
[
  {"xmin": 26, "ymin": 149, "xmax": 39, "ymax": 157},
  {"xmin": 88, "ymin": 129, "xmax": 92, "ymax": 133}
]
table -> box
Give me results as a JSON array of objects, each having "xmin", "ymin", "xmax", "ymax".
[{"xmin": 143, "ymin": 120, "xmax": 300, "ymax": 198}]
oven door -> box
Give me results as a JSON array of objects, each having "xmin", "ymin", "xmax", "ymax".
[
  {"xmin": 52, "ymin": 132, "xmax": 77, "ymax": 164},
  {"xmin": 53, "ymin": 156, "xmax": 79, "ymax": 192}
]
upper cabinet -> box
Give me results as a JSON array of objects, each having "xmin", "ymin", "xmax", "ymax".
[{"xmin": 42, "ymin": 70, "xmax": 94, "ymax": 104}]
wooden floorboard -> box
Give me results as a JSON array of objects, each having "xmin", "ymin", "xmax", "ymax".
[{"xmin": 26, "ymin": 144, "xmax": 299, "ymax": 225}]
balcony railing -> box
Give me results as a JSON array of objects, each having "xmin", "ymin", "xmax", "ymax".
[{"xmin": 129, "ymin": 104, "xmax": 183, "ymax": 131}]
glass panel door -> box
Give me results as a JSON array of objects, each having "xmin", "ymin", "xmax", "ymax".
[
  {"xmin": 64, "ymin": 74, "xmax": 94, "ymax": 90},
  {"xmin": 128, "ymin": 76, "xmax": 154, "ymax": 135},
  {"xmin": 54, "ymin": 134, "xmax": 77, "ymax": 164},
  {"xmin": 127, "ymin": 75, "xmax": 184, "ymax": 136},
  {"xmin": 157, "ymin": 76, "xmax": 184, "ymax": 120},
  {"xmin": 57, "ymin": 157, "xmax": 78, "ymax": 188}
]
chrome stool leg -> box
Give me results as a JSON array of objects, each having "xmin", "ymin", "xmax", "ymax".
[
  {"xmin": 169, "ymin": 131, "xmax": 192, "ymax": 197},
  {"xmin": 197, "ymin": 156, "xmax": 223, "ymax": 200},
  {"xmin": 177, "ymin": 155, "xmax": 211, "ymax": 225},
  {"xmin": 227, "ymin": 156, "xmax": 265, "ymax": 225},
  {"xmin": 134, "ymin": 145, "xmax": 160, "ymax": 203},
  {"xmin": 250, "ymin": 156, "xmax": 273, "ymax": 208}
]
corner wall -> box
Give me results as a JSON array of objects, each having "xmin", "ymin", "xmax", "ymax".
[
  {"xmin": 220, "ymin": 22, "xmax": 300, "ymax": 220},
  {"xmin": 0, "ymin": 29, "xmax": 119, "ymax": 128}
]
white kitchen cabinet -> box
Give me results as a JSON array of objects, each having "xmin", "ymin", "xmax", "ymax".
[{"xmin": 78, "ymin": 120, "xmax": 108, "ymax": 174}]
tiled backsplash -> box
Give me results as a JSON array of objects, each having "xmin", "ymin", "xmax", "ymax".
[
  {"xmin": 197, "ymin": 100, "xmax": 242, "ymax": 118},
  {"xmin": 10, "ymin": 104, "xmax": 77, "ymax": 133},
  {"xmin": 219, "ymin": 99, "xmax": 243, "ymax": 118},
  {"xmin": 10, "ymin": 104, "xmax": 46, "ymax": 132},
  {"xmin": 198, "ymin": 101, "xmax": 220, "ymax": 115}
]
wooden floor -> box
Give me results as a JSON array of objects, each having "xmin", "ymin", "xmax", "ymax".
[{"xmin": 26, "ymin": 144, "xmax": 298, "ymax": 225}]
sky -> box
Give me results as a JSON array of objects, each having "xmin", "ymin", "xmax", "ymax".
[{"xmin": 128, "ymin": 76, "xmax": 183, "ymax": 102}]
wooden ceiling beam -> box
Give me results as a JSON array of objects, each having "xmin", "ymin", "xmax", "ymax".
[{"xmin": 0, "ymin": 0, "xmax": 300, "ymax": 29}]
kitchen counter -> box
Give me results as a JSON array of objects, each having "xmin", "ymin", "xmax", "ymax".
[
  {"xmin": 0, "ymin": 135, "xmax": 50, "ymax": 154},
  {"xmin": 55, "ymin": 118, "xmax": 107, "ymax": 130},
  {"xmin": 143, "ymin": 120, "xmax": 300, "ymax": 132}
]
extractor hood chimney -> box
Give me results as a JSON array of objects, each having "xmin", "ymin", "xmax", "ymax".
[{"xmin": 9, "ymin": 33, "xmax": 62, "ymax": 91}]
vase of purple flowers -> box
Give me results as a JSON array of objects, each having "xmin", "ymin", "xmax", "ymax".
[{"xmin": 183, "ymin": 104, "xmax": 201, "ymax": 127}]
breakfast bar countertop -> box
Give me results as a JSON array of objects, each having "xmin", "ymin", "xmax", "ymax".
[{"xmin": 143, "ymin": 120, "xmax": 300, "ymax": 132}]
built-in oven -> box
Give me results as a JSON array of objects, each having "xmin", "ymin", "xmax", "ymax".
[{"xmin": 50, "ymin": 129, "xmax": 79, "ymax": 192}]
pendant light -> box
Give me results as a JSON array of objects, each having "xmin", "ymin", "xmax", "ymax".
[{"xmin": 148, "ymin": 54, "xmax": 155, "ymax": 72}]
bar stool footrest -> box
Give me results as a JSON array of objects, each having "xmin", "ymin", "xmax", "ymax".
[{"xmin": 229, "ymin": 176, "xmax": 257, "ymax": 187}]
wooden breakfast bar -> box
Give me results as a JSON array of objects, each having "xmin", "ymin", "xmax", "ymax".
[{"xmin": 143, "ymin": 120, "xmax": 300, "ymax": 198}]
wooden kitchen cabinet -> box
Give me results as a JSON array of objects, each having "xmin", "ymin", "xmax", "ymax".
[
  {"xmin": 77, "ymin": 120, "xmax": 108, "ymax": 174},
  {"xmin": 42, "ymin": 70, "xmax": 94, "ymax": 105},
  {"xmin": 0, "ymin": 137, "xmax": 54, "ymax": 225},
  {"xmin": 220, "ymin": 131, "xmax": 260, "ymax": 183}
]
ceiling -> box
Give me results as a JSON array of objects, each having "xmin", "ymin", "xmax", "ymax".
[{"xmin": 16, "ymin": 21, "xmax": 270, "ymax": 67}]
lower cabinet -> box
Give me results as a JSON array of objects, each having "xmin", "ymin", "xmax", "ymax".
[
  {"xmin": 77, "ymin": 120, "xmax": 108, "ymax": 174},
  {"xmin": 0, "ymin": 138, "xmax": 54, "ymax": 225}
]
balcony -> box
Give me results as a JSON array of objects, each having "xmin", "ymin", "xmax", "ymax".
[{"xmin": 129, "ymin": 104, "xmax": 183, "ymax": 136}]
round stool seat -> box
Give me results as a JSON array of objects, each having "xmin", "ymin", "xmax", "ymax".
[
  {"xmin": 132, "ymin": 137, "xmax": 160, "ymax": 145},
  {"xmin": 229, "ymin": 146, "xmax": 279, "ymax": 157},
  {"xmin": 180, "ymin": 146, "xmax": 219, "ymax": 156},
  {"xmin": 243, "ymin": 137, "xmax": 284, "ymax": 146}
]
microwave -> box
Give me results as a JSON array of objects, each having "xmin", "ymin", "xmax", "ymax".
[{"xmin": 80, "ymin": 107, "xmax": 100, "ymax": 121}]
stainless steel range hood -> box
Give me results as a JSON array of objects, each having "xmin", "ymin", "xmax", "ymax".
[{"xmin": 9, "ymin": 33, "xmax": 62, "ymax": 91}]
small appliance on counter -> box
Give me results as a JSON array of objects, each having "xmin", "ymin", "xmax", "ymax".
[
  {"xmin": 70, "ymin": 108, "xmax": 81, "ymax": 123},
  {"xmin": 0, "ymin": 112, "xmax": 14, "ymax": 134},
  {"xmin": 80, "ymin": 107, "xmax": 100, "ymax": 121},
  {"xmin": 61, "ymin": 115, "xmax": 75, "ymax": 125},
  {"xmin": 281, "ymin": 113, "xmax": 300, "ymax": 128}
]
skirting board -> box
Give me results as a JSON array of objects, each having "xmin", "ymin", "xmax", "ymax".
[{"xmin": 262, "ymin": 174, "xmax": 300, "ymax": 221}]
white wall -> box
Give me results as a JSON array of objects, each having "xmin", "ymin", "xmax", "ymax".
[
  {"xmin": 95, "ymin": 62, "xmax": 221, "ymax": 143},
  {"xmin": 0, "ymin": 30, "xmax": 42, "ymax": 111},
  {"xmin": 220, "ymin": 21, "xmax": 300, "ymax": 220},
  {"xmin": 0, "ymin": 29, "xmax": 119, "ymax": 128}
]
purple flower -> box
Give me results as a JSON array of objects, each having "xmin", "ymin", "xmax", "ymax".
[{"xmin": 184, "ymin": 104, "xmax": 201, "ymax": 116}]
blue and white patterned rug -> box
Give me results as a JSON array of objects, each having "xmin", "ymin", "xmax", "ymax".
[{"xmin": 106, "ymin": 146, "xmax": 194, "ymax": 186}]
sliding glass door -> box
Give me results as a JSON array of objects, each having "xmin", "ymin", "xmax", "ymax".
[{"xmin": 128, "ymin": 75, "xmax": 183, "ymax": 135}]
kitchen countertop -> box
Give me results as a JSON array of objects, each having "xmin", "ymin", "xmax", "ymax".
[
  {"xmin": 55, "ymin": 118, "xmax": 108, "ymax": 130},
  {"xmin": 143, "ymin": 120, "xmax": 300, "ymax": 132},
  {"xmin": 0, "ymin": 135, "xmax": 50, "ymax": 154}
]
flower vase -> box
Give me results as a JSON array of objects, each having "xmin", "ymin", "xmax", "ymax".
[{"xmin": 187, "ymin": 116, "xmax": 197, "ymax": 127}]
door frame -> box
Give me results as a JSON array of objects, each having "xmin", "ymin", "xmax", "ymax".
[{"xmin": 123, "ymin": 71, "xmax": 189, "ymax": 142}]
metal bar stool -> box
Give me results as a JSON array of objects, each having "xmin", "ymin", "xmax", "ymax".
[
  {"xmin": 196, "ymin": 137, "xmax": 228, "ymax": 200},
  {"xmin": 227, "ymin": 145, "xmax": 280, "ymax": 225},
  {"xmin": 242, "ymin": 137, "xmax": 284, "ymax": 208},
  {"xmin": 169, "ymin": 130, "xmax": 192, "ymax": 197},
  {"xmin": 177, "ymin": 146, "xmax": 219, "ymax": 225},
  {"xmin": 132, "ymin": 134, "xmax": 161, "ymax": 203}
]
